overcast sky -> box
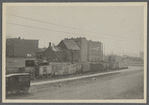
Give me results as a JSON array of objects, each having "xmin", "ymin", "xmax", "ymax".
[{"xmin": 5, "ymin": 4, "xmax": 145, "ymax": 56}]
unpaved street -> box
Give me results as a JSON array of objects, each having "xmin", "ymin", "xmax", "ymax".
[{"xmin": 7, "ymin": 66, "xmax": 144, "ymax": 99}]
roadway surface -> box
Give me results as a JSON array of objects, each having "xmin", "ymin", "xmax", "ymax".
[{"xmin": 6, "ymin": 66, "xmax": 144, "ymax": 99}]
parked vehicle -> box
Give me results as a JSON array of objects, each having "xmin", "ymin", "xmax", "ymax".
[{"xmin": 6, "ymin": 73, "xmax": 30, "ymax": 95}]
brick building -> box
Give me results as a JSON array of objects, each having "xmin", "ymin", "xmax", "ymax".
[
  {"xmin": 64, "ymin": 37, "xmax": 88, "ymax": 62},
  {"xmin": 36, "ymin": 40, "xmax": 80, "ymax": 62},
  {"xmin": 88, "ymin": 40, "xmax": 103, "ymax": 61},
  {"xmin": 6, "ymin": 37, "xmax": 39, "ymax": 57},
  {"xmin": 36, "ymin": 43, "xmax": 65, "ymax": 62},
  {"xmin": 57, "ymin": 40, "xmax": 81, "ymax": 62},
  {"xmin": 36, "ymin": 37, "xmax": 103, "ymax": 63},
  {"xmin": 64, "ymin": 37, "xmax": 103, "ymax": 62}
]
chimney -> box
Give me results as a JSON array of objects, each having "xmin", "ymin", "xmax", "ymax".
[{"xmin": 49, "ymin": 42, "xmax": 51, "ymax": 47}]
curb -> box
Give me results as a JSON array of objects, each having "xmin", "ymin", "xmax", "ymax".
[{"xmin": 31, "ymin": 68, "xmax": 140, "ymax": 86}]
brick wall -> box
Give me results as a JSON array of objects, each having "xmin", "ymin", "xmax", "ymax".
[
  {"xmin": 88, "ymin": 40, "xmax": 103, "ymax": 61},
  {"xmin": 39, "ymin": 63, "xmax": 82, "ymax": 76},
  {"xmin": 13, "ymin": 39, "xmax": 38, "ymax": 57},
  {"xmin": 6, "ymin": 38, "xmax": 38, "ymax": 57},
  {"xmin": 80, "ymin": 38, "xmax": 88, "ymax": 61},
  {"xmin": 6, "ymin": 39, "xmax": 14, "ymax": 57},
  {"xmin": 68, "ymin": 38, "xmax": 88, "ymax": 62}
]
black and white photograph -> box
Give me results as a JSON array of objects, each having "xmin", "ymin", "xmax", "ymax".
[{"xmin": 2, "ymin": 3, "xmax": 147, "ymax": 103}]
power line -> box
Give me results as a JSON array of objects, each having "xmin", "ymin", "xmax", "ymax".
[
  {"xmin": 6, "ymin": 14, "xmax": 122, "ymax": 37},
  {"xmin": 6, "ymin": 22, "xmax": 139, "ymax": 42},
  {"xmin": 7, "ymin": 14, "xmax": 94, "ymax": 31},
  {"xmin": 6, "ymin": 14, "xmax": 140, "ymax": 42}
]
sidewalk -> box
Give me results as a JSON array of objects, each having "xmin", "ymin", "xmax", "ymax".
[
  {"xmin": 31, "ymin": 70, "xmax": 110, "ymax": 83},
  {"xmin": 31, "ymin": 68, "xmax": 140, "ymax": 86}
]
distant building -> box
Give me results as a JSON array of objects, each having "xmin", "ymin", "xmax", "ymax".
[
  {"xmin": 36, "ymin": 37, "xmax": 103, "ymax": 63},
  {"xmin": 64, "ymin": 37, "xmax": 88, "ymax": 62},
  {"xmin": 109, "ymin": 55, "xmax": 123, "ymax": 63},
  {"xmin": 36, "ymin": 43, "xmax": 65, "ymax": 62},
  {"xmin": 108, "ymin": 55, "xmax": 126, "ymax": 68},
  {"xmin": 6, "ymin": 37, "xmax": 38, "ymax": 57},
  {"xmin": 36, "ymin": 41, "xmax": 81, "ymax": 62},
  {"xmin": 122, "ymin": 55, "xmax": 130, "ymax": 58},
  {"xmin": 87, "ymin": 40, "xmax": 103, "ymax": 62},
  {"xmin": 64, "ymin": 37, "xmax": 103, "ymax": 62},
  {"xmin": 123, "ymin": 52, "xmax": 139, "ymax": 57},
  {"xmin": 57, "ymin": 40, "xmax": 81, "ymax": 62}
]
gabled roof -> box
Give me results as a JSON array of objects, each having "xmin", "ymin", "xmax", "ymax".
[
  {"xmin": 36, "ymin": 48, "xmax": 46, "ymax": 52},
  {"xmin": 62, "ymin": 40, "xmax": 80, "ymax": 50},
  {"xmin": 52, "ymin": 46, "xmax": 63, "ymax": 51}
]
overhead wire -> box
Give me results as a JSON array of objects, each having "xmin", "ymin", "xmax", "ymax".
[
  {"xmin": 6, "ymin": 22, "xmax": 139, "ymax": 42},
  {"xmin": 6, "ymin": 14, "xmax": 137, "ymax": 41},
  {"xmin": 6, "ymin": 14, "xmax": 111, "ymax": 35}
]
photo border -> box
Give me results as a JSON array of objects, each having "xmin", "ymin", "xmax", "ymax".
[{"xmin": 2, "ymin": 2, "xmax": 148, "ymax": 103}]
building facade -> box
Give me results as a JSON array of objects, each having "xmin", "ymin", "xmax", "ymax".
[
  {"xmin": 64, "ymin": 37, "xmax": 103, "ymax": 62},
  {"xmin": 6, "ymin": 37, "xmax": 39, "ymax": 57},
  {"xmin": 64, "ymin": 37, "xmax": 88, "ymax": 62},
  {"xmin": 36, "ymin": 41, "xmax": 80, "ymax": 63},
  {"xmin": 36, "ymin": 37, "xmax": 103, "ymax": 63},
  {"xmin": 36, "ymin": 43, "xmax": 65, "ymax": 62},
  {"xmin": 87, "ymin": 40, "xmax": 103, "ymax": 61},
  {"xmin": 57, "ymin": 40, "xmax": 81, "ymax": 62}
]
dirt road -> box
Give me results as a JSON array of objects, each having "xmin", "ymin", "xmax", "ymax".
[{"xmin": 6, "ymin": 66, "xmax": 144, "ymax": 99}]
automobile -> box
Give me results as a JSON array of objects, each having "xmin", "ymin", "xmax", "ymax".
[{"xmin": 6, "ymin": 73, "xmax": 30, "ymax": 95}]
